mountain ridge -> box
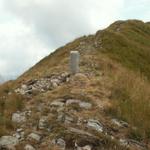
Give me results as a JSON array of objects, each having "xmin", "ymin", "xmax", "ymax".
[
  {"xmin": 17, "ymin": 19, "xmax": 150, "ymax": 83},
  {"xmin": 0, "ymin": 19, "xmax": 150, "ymax": 150}
]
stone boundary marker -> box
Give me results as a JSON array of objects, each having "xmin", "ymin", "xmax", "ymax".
[{"xmin": 70, "ymin": 51, "xmax": 80, "ymax": 74}]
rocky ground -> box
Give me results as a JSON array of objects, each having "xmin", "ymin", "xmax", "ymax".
[{"xmin": 0, "ymin": 72, "xmax": 148, "ymax": 150}]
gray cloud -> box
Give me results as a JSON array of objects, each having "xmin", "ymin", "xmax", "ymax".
[{"xmin": 3, "ymin": 0, "xmax": 123, "ymax": 47}]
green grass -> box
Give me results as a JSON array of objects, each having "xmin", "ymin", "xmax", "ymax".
[{"xmin": 96, "ymin": 20, "xmax": 150, "ymax": 80}]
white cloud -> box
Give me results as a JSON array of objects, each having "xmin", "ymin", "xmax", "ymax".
[
  {"xmin": 0, "ymin": 18, "xmax": 50, "ymax": 77},
  {"xmin": 3, "ymin": 0, "xmax": 124, "ymax": 45}
]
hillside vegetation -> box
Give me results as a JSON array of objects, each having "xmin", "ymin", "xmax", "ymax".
[{"xmin": 0, "ymin": 20, "xmax": 150, "ymax": 150}]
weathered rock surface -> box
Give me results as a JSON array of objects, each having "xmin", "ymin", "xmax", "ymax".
[
  {"xmin": 0, "ymin": 136, "xmax": 19, "ymax": 148},
  {"xmin": 52, "ymin": 138, "xmax": 66, "ymax": 150},
  {"xmin": 39, "ymin": 116, "xmax": 48, "ymax": 129},
  {"xmin": 66, "ymin": 99, "xmax": 92, "ymax": 109},
  {"xmin": 76, "ymin": 145, "xmax": 92, "ymax": 150},
  {"xmin": 79, "ymin": 102, "xmax": 92, "ymax": 109},
  {"xmin": 12, "ymin": 112, "xmax": 26, "ymax": 123},
  {"xmin": 24, "ymin": 144, "xmax": 36, "ymax": 150},
  {"xmin": 112, "ymin": 119, "xmax": 128, "ymax": 128},
  {"xmin": 27, "ymin": 133, "xmax": 41, "ymax": 142},
  {"xmin": 15, "ymin": 72, "xmax": 70, "ymax": 95},
  {"xmin": 87, "ymin": 119, "xmax": 103, "ymax": 132},
  {"xmin": 51, "ymin": 101, "xmax": 65, "ymax": 107}
]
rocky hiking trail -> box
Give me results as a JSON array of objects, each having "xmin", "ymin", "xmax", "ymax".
[{"xmin": 0, "ymin": 72, "xmax": 148, "ymax": 150}]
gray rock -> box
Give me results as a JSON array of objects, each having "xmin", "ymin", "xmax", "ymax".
[
  {"xmin": 51, "ymin": 101, "xmax": 64, "ymax": 107},
  {"xmin": 12, "ymin": 112, "xmax": 26, "ymax": 123},
  {"xmin": 26, "ymin": 110, "xmax": 32, "ymax": 117},
  {"xmin": 66, "ymin": 99, "xmax": 81, "ymax": 106},
  {"xmin": 13, "ymin": 133, "xmax": 21, "ymax": 139},
  {"xmin": 57, "ymin": 113, "xmax": 65, "ymax": 122},
  {"xmin": 87, "ymin": 119, "xmax": 103, "ymax": 132},
  {"xmin": 27, "ymin": 133, "xmax": 41, "ymax": 142},
  {"xmin": 76, "ymin": 145, "xmax": 92, "ymax": 150},
  {"xmin": 51, "ymin": 82, "xmax": 58, "ymax": 88},
  {"xmin": 21, "ymin": 84, "xmax": 28, "ymax": 90},
  {"xmin": 66, "ymin": 99, "xmax": 92, "ymax": 109},
  {"xmin": 119, "ymin": 139, "xmax": 129, "ymax": 146},
  {"xmin": 0, "ymin": 136, "xmax": 19, "ymax": 147},
  {"xmin": 15, "ymin": 73, "xmax": 70, "ymax": 95},
  {"xmin": 52, "ymin": 138, "xmax": 65, "ymax": 150},
  {"xmin": 57, "ymin": 138, "xmax": 66, "ymax": 148},
  {"xmin": 79, "ymin": 102, "xmax": 92, "ymax": 109},
  {"xmin": 39, "ymin": 116, "xmax": 48, "ymax": 129},
  {"xmin": 112, "ymin": 119, "xmax": 128, "ymax": 128},
  {"xmin": 24, "ymin": 144, "xmax": 35, "ymax": 150},
  {"xmin": 13, "ymin": 130, "xmax": 24, "ymax": 141},
  {"xmin": 64, "ymin": 115, "xmax": 74, "ymax": 124},
  {"xmin": 16, "ymin": 128, "xmax": 23, "ymax": 132},
  {"xmin": 68, "ymin": 127, "xmax": 95, "ymax": 137}
]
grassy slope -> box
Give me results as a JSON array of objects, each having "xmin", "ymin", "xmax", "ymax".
[
  {"xmin": 98, "ymin": 20, "xmax": 150, "ymax": 79},
  {"xmin": 18, "ymin": 20, "xmax": 150, "ymax": 81},
  {"xmin": 0, "ymin": 20, "xmax": 150, "ymax": 147},
  {"xmin": 12, "ymin": 19, "xmax": 150, "ymax": 140}
]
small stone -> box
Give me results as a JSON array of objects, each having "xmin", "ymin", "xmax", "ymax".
[
  {"xmin": 57, "ymin": 113, "xmax": 65, "ymax": 122},
  {"xmin": 65, "ymin": 115, "xmax": 74, "ymax": 124},
  {"xmin": 112, "ymin": 119, "xmax": 122, "ymax": 127},
  {"xmin": 66, "ymin": 99, "xmax": 81, "ymax": 106},
  {"xmin": 51, "ymin": 82, "xmax": 58, "ymax": 88},
  {"xmin": 39, "ymin": 116, "xmax": 48, "ymax": 129},
  {"xmin": 79, "ymin": 102, "xmax": 92, "ymax": 109},
  {"xmin": 51, "ymin": 79, "xmax": 60, "ymax": 88},
  {"xmin": 16, "ymin": 128, "xmax": 23, "ymax": 132},
  {"xmin": 68, "ymin": 127, "xmax": 94, "ymax": 137},
  {"xmin": 77, "ymin": 145, "xmax": 92, "ymax": 150},
  {"xmin": 112, "ymin": 119, "xmax": 128, "ymax": 128},
  {"xmin": 52, "ymin": 138, "xmax": 65, "ymax": 149},
  {"xmin": 61, "ymin": 72, "xmax": 69, "ymax": 78},
  {"xmin": 26, "ymin": 110, "xmax": 32, "ymax": 116},
  {"xmin": 51, "ymin": 101, "xmax": 64, "ymax": 107},
  {"xmin": 21, "ymin": 84, "xmax": 28, "ymax": 90},
  {"xmin": 27, "ymin": 133, "xmax": 41, "ymax": 142},
  {"xmin": 66, "ymin": 77, "xmax": 70, "ymax": 82},
  {"xmin": 12, "ymin": 112, "xmax": 26, "ymax": 123},
  {"xmin": 0, "ymin": 136, "xmax": 19, "ymax": 147},
  {"xmin": 13, "ymin": 133, "xmax": 21, "ymax": 139},
  {"xmin": 24, "ymin": 144, "xmax": 35, "ymax": 150},
  {"xmin": 57, "ymin": 138, "xmax": 66, "ymax": 148},
  {"xmin": 119, "ymin": 139, "xmax": 129, "ymax": 146},
  {"xmin": 87, "ymin": 119, "xmax": 103, "ymax": 132},
  {"xmin": 20, "ymin": 132, "xmax": 25, "ymax": 138}
]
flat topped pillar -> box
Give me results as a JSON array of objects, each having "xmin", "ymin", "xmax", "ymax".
[{"xmin": 70, "ymin": 51, "xmax": 80, "ymax": 74}]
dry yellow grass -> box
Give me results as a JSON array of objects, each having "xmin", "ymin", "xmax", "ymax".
[{"xmin": 109, "ymin": 68, "xmax": 150, "ymax": 141}]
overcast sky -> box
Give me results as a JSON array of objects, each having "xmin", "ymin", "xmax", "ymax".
[{"xmin": 0, "ymin": 0, "xmax": 150, "ymax": 78}]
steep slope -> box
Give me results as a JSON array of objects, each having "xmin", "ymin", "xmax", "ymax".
[
  {"xmin": 0, "ymin": 20, "xmax": 150, "ymax": 150},
  {"xmin": 18, "ymin": 20, "xmax": 150, "ymax": 81}
]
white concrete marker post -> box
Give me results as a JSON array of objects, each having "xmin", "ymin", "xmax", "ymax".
[{"xmin": 70, "ymin": 51, "xmax": 80, "ymax": 74}]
